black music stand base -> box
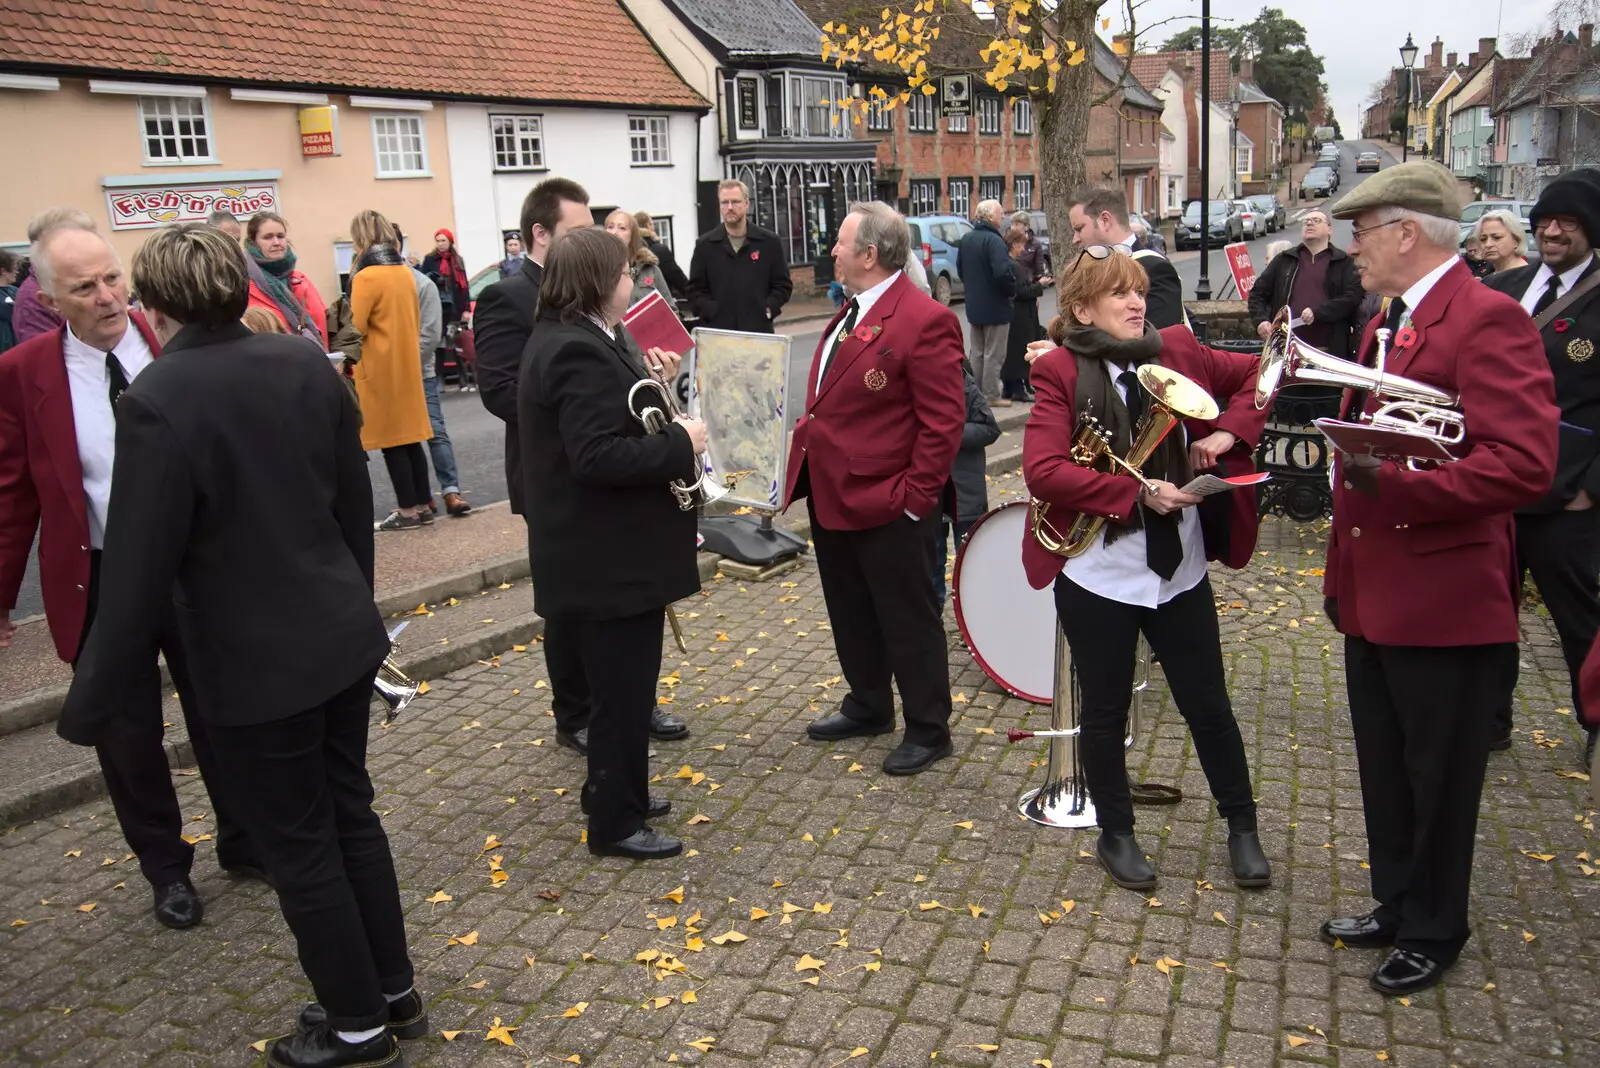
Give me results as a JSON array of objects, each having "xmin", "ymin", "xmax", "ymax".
[{"xmin": 698, "ymin": 514, "xmax": 808, "ymax": 567}]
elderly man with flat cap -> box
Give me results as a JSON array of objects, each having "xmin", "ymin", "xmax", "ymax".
[
  {"xmin": 1317, "ymin": 161, "xmax": 1558, "ymax": 996},
  {"xmin": 1483, "ymin": 169, "xmax": 1600, "ymax": 765}
]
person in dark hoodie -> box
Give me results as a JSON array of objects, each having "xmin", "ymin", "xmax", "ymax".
[
  {"xmin": 633, "ymin": 211, "xmax": 689, "ymax": 301},
  {"xmin": 929, "ymin": 359, "xmax": 1001, "ymax": 609},
  {"xmin": 1248, "ymin": 208, "xmax": 1365, "ymax": 356}
]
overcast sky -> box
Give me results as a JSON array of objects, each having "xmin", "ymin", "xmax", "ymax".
[{"xmin": 1112, "ymin": 0, "xmax": 1561, "ymax": 135}]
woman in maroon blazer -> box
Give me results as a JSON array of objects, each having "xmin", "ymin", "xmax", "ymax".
[{"xmin": 1021, "ymin": 246, "xmax": 1271, "ymax": 892}]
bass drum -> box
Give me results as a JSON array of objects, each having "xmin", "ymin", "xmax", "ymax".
[{"xmin": 951, "ymin": 501, "xmax": 1058, "ymax": 704}]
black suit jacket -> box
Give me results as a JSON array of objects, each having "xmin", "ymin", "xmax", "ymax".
[
  {"xmin": 1485, "ymin": 255, "xmax": 1600, "ymax": 512},
  {"xmin": 1131, "ymin": 238, "xmax": 1185, "ymax": 330},
  {"xmin": 473, "ymin": 257, "xmax": 542, "ymax": 514},
  {"xmin": 517, "ymin": 314, "xmax": 700, "ymax": 620},
  {"xmin": 59, "ymin": 323, "xmax": 388, "ymax": 742},
  {"xmin": 686, "ymin": 224, "xmax": 793, "ymax": 332}
]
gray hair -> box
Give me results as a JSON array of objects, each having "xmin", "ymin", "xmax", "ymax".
[
  {"xmin": 26, "ymin": 206, "xmax": 98, "ymax": 296},
  {"xmin": 206, "ymin": 209, "xmax": 238, "ymax": 227},
  {"xmin": 31, "ymin": 226, "xmax": 117, "ymax": 298},
  {"xmin": 1373, "ymin": 205, "xmax": 1459, "ymax": 249},
  {"xmin": 847, "ymin": 201, "xmax": 910, "ymax": 272},
  {"xmin": 975, "ymin": 199, "xmax": 1004, "ymax": 224},
  {"xmin": 1265, "ymin": 239, "xmax": 1292, "ymax": 262},
  {"xmin": 1474, "ymin": 209, "xmax": 1527, "ymax": 255},
  {"xmin": 1009, "ymin": 210, "xmax": 1033, "ymax": 229}
]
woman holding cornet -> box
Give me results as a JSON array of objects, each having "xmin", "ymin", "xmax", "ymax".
[
  {"xmin": 1020, "ymin": 245, "xmax": 1272, "ymax": 891},
  {"xmin": 518, "ymin": 227, "xmax": 705, "ymax": 861}
]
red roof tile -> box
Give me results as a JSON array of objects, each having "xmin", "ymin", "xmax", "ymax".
[
  {"xmin": 1129, "ymin": 49, "xmax": 1232, "ymax": 99},
  {"xmin": 0, "ymin": 0, "xmax": 707, "ymax": 109}
]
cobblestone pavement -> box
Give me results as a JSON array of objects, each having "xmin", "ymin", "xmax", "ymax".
[{"xmin": 2, "ymin": 519, "xmax": 1597, "ymax": 1068}]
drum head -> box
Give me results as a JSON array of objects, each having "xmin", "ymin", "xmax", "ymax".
[{"xmin": 952, "ymin": 501, "xmax": 1057, "ymax": 704}]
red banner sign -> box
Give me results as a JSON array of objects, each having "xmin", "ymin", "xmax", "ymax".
[
  {"xmin": 105, "ymin": 180, "xmax": 279, "ymax": 231},
  {"xmin": 1223, "ymin": 242, "xmax": 1256, "ymax": 298}
]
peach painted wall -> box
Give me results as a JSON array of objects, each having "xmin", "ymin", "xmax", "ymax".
[{"xmin": 0, "ymin": 80, "xmax": 455, "ymax": 300}]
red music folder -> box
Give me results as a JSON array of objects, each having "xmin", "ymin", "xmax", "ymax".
[
  {"xmin": 622, "ymin": 290, "xmax": 694, "ymax": 357},
  {"xmin": 1314, "ymin": 418, "xmax": 1458, "ymax": 464}
]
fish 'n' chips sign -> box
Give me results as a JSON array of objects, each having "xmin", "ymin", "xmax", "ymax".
[{"xmin": 105, "ymin": 181, "xmax": 279, "ymax": 231}]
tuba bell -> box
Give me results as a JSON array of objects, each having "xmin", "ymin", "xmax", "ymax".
[
  {"xmin": 628, "ymin": 374, "xmax": 730, "ymax": 513},
  {"xmin": 1255, "ymin": 308, "xmax": 1464, "ymax": 462},
  {"xmin": 372, "ymin": 622, "xmax": 419, "ymax": 723}
]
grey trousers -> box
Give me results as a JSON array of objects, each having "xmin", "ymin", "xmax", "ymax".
[{"xmin": 969, "ymin": 322, "xmax": 1010, "ymax": 400}]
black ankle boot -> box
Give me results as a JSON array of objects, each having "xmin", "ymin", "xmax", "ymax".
[
  {"xmin": 1226, "ymin": 814, "xmax": 1271, "ymax": 888},
  {"xmin": 1093, "ymin": 830, "xmax": 1157, "ymax": 890}
]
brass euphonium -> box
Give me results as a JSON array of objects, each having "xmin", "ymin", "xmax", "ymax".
[{"xmin": 1030, "ymin": 365, "xmax": 1220, "ymax": 557}]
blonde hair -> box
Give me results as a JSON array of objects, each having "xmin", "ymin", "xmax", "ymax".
[
  {"xmin": 605, "ymin": 209, "xmax": 657, "ymax": 267},
  {"xmin": 631, "ymin": 210, "xmax": 657, "ymax": 239},
  {"xmin": 1474, "ymin": 209, "xmax": 1527, "ymax": 256},
  {"xmin": 242, "ymin": 306, "xmax": 288, "ymax": 334},
  {"xmin": 1047, "ymin": 248, "xmax": 1149, "ymax": 344},
  {"xmin": 350, "ymin": 209, "xmax": 397, "ymax": 254},
  {"xmin": 132, "ymin": 223, "xmax": 249, "ymax": 329},
  {"xmin": 717, "ymin": 178, "xmax": 751, "ymax": 202}
]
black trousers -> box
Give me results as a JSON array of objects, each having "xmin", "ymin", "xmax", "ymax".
[
  {"xmin": 563, "ymin": 608, "xmax": 663, "ymax": 842},
  {"xmin": 1055, "ymin": 575, "xmax": 1256, "ymax": 834},
  {"xmin": 1346, "ymin": 636, "xmax": 1516, "ymax": 964},
  {"xmin": 927, "ymin": 517, "xmax": 976, "ymax": 610},
  {"xmin": 542, "ymin": 616, "xmax": 593, "ymax": 735},
  {"xmin": 80, "ymin": 552, "xmax": 252, "ymax": 886},
  {"xmin": 381, "ymin": 443, "xmax": 431, "ymax": 509},
  {"xmin": 1496, "ymin": 509, "xmax": 1600, "ymax": 735},
  {"xmin": 205, "ymin": 664, "xmax": 413, "ymax": 1032},
  {"xmin": 809, "ymin": 504, "xmax": 953, "ymax": 748}
]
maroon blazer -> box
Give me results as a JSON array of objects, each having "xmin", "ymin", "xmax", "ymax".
[
  {"xmin": 1323, "ymin": 260, "xmax": 1557, "ymax": 647},
  {"xmin": 782, "ymin": 273, "xmax": 966, "ymax": 529},
  {"xmin": 1020, "ymin": 326, "xmax": 1270, "ymax": 591},
  {"xmin": 0, "ymin": 312, "xmax": 162, "ymax": 662}
]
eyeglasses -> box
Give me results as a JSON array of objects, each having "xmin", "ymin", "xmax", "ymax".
[
  {"xmin": 1534, "ymin": 216, "xmax": 1582, "ymax": 234},
  {"xmin": 1073, "ymin": 244, "xmax": 1133, "ymax": 267},
  {"xmin": 1350, "ymin": 219, "xmax": 1403, "ymax": 241}
]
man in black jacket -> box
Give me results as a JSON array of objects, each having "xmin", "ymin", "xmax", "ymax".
[
  {"xmin": 1066, "ymin": 187, "xmax": 1184, "ymax": 330},
  {"xmin": 1483, "ymin": 169, "xmax": 1600, "ymax": 759},
  {"xmin": 58, "ymin": 224, "xmax": 418, "ymax": 1068},
  {"xmin": 473, "ymin": 177, "xmax": 690, "ymax": 754},
  {"xmin": 1248, "ymin": 209, "xmax": 1365, "ymax": 358},
  {"xmin": 687, "ymin": 179, "xmax": 792, "ymax": 332}
]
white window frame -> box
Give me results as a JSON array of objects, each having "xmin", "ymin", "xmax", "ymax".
[
  {"xmin": 864, "ymin": 92, "xmax": 893, "ymax": 133},
  {"xmin": 371, "ymin": 113, "xmax": 430, "ymax": 178},
  {"xmin": 979, "ymin": 176, "xmax": 1004, "ymax": 203},
  {"xmin": 138, "ymin": 94, "xmax": 216, "ymax": 165},
  {"xmin": 1014, "ymin": 175, "xmax": 1034, "ymax": 210},
  {"xmin": 906, "ymin": 92, "xmax": 935, "ymax": 133},
  {"xmin": 948, "ymin": 113, "xmax": 969, "ymax": 133},
  {"xmin": 629, "ymin": 115, "xmax": 671, "ymax": 166},
  {"xmin": 948, "ymin": 178, "xmax": 972, "ymax": 218},
  {"xmin": 651, "ymin": 216, "xmax": 675, "ymax": 252},
  {"xmin": 489, "ymin": 114, "xmax": 545, "ymax": 172},
  {"xmin": 909, "ymin": 179, "xmax": 938, "ymax": 216},
  {"xmin": 1013, "ymin": 96, "xmax": 1033, "ymax": 135},
  {"xmin": 1236, "ymin": 144, "xmax": 1253, "ymax": 176},
  {"xmin": 1480, "ymin": 107, "xmax": 1493, "ymax": 127},
  {"xmin": 1477, "ymin": 144, "xmax": 1491, "ymax": 167},
  {"xmin": 978, "ymin": 95, "xmax": 1002, "ymax": 135}
]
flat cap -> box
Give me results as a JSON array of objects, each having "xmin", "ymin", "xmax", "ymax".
[{"xmin": 1329, "ymin": 160, "xmax": 1462, "ymax": 221}]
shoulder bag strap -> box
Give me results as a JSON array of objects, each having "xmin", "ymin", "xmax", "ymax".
[{"xmin": 1534, "ymin": 266, "xmax": 1600, "ymax": 331}]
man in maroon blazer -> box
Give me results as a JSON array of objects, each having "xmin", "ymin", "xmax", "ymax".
[
  {"xmin": 1320, "ymin": 163, "xmax": 1559, "ymax": 996},
  {"xmin": 783, "ymin": 202, "xmax": 966, "ymax": 775},
  {"xmin": 0, "ymin": 223, "xmax": 253, "ymax": 929}
]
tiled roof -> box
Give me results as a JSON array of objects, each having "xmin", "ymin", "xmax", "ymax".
[
  {"xmin": 794, "ymin": 0, "xmax": 1016, "ymax": 77},
  {"xmin": 663, "ymin": 0, "xmax": 822, "ymax": 59},
  {"xmin": 1092, "ymin": 37, "xmax": 1162, "ymax": 111},
  {"xmin": 1129, "ymin": 53, "xmax": 1180, "ymax": 92},
  {"xmin": 0, "ymin": 0, "xmax": 707, "ymax": 108},
  {"xmin": 1132, "ymin": 49, "xmax": 1233, "ymax": 100}
]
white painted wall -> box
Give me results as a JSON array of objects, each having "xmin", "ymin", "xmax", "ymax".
[
  {"xmin": 1154, "ymin": 69, "xmax": 1188, "ymax": 217},
  {"xmin": 445, "ymin": 104, "xmax": 699, "ymax": 275},
  {"xmin": 1196, "ymin": 98, "xmax": 1238, "ymax": 199},
  {"xmin": 620, "ymin": 0, "xmax": 725, "ymax": 178}
]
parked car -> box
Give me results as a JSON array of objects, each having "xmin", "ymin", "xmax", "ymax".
[
  {"xmin": 1233, "ymin": 200, "xmax": 1261, "ymax": 240},
  {"xmin": 1356, "ymin": 151, "xmax": 1382, "ymax": 173},
  {"xmin": 1128, "ymin": 210, "xmax": 1166, "ymax": 254},
  {"xmin": 1025, "ymin": 209, "xmax": 1054, "ymax": 273},
  {"xmin": 1459, "ymin": 199, "xmax": 1536, "ymax": 226},
  {"xmin": 1301, "ymin": 167, "xmax": 1336, "ymax": 198},
  {"xmin": 906, "ymin": 214, "xmax": 972, "ymax": 305},
  {"xmin": 1247, "ymin": 195, "xmax": 1285, "ymax": 233},
  {"xmin": 1174, "ymin": 200, "xmax": 1243, "ymax": 250}
]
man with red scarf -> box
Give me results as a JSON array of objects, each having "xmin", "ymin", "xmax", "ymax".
[{"xmin": 422, "ymin": 229, "xmax": 470, "ymax": 328}]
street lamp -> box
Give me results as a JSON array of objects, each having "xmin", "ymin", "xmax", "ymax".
[{"xmin": 1398, "ymin": 33, "xmax": 1419, "ymax": 162}]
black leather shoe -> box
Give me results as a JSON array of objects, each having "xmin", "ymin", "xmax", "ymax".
[
  {"xmin": 582, "ymin": 794, "xmax": 671, "ymax": 820},
  {"xmin": 268, "ymin": 1021, "xmax": 400, "ymax": 1067},
  {"xmin": 1093, "ymin": 830, "xmax": 1157, "ymax": 890},
  {"xmin": 807, "ymin": 711, "xmax": 895, "ymax": 741},
  {"xmin": 588, "ymin": 827, "xmax": 683, "ymax": 860},
  {"xmin": 1228, "ymin": 831, "xmax": 1272, "ymax": 888},
  {"xmin": 1489, "ymin": 733, "xmax": 1512, "ymax": 751},
  {"xmin": 555, "ymin": 727, "xmax": 588, "ymax": 756},
  {"xmin": 1369, "ymin": 947, "xmax": 1446, "ymax": 996},
  {"xmin": 298, "ymin": 990, "xmax": 428, "ymax": 1041},
  {"xmin": 882, "ymin": 739, "xmax": 953, "ymax": 775},
  {"xmin": 1319, "ymin": 910, "xmax": 1397, "ymax": 948},
  {"xmin": 650, "ymin": 709, "xmax": 689, "ymax": 740},
  {"xmin": 152, "ymin": 878, "xmax": 203, "ymax": 929}
]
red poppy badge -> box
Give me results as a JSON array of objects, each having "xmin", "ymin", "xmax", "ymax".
[
  {"xmin": 750, "ymin": 250, "xmax": 760, "ymax": 261},
  {"xmin": 1393, "ymin": 325, "xmax": 1418, "ymax": 351},
  {"xmin": 1554, "ymin": 318, "xmax": 1574, "ymax": 334},
  {"xmin": 853, "ymin": 324, "xmax": 882, "ymax": 343}
]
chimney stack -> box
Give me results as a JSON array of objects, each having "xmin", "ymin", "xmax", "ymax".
[
  {"xmin": 1428, "ymin": 38, "xmax": 1444, "ymax": 68},
  {"xmin": 1447, "ymin": 51, "xmax": 1458, "ymax": 68},
  {"xmin": 1479, "ymin": 36, "xmax": 1497, "ymax": 59},
  {"xmin": 1581, "ymin": 24, "xmax": 1594, "ymax": 49},
  {"xmin": 1238, "ymin": 57, "xmax": 1254, "ymax": 81}
]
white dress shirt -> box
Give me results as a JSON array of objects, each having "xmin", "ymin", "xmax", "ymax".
[
  {"xmin": 814, "ymin": 270, "xmax": 902, "ymax": 387},
  {"xmin": 64, "ymin": 320, "xmax": 153, "ymax": 549},
  {"xmin": 1396, "ymin": 254, "xmax": 1462, "ymax": 328},
  {"xmin": 1518, "ymin": 255, "xmax": 1595, "ymax": 317},
  {"xmin": 1060, "ymin": 368, "xmax": 1206, "ymax": 608}
]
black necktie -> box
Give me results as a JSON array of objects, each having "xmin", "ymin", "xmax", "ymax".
[
  {"xmin": 106, "ymin": 351, "xmax": 130, "ymax": 411},
  {"xmin": 821, "ymin": 300, "xmax": 859, "ymax": 384},
  {"xmin": 1119, "ymin": 367, "xmax": 1182, "ymax": 580},
  {"xmin": 1532, "ymin": 275, "xmax": 1562, "ymax": 319}
]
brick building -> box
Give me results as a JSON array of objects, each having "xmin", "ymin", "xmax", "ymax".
[
  {"xmin": 1233, "ymin": 60, "xmax": 1285, "ymax": 194},
  {"xmin": 1130, "ymin": 48, "xmax": 1242, "ymax": 205},
  {"xmin": 1083, "ymin": 39, "xmax": 1165, "ymax": 217}
]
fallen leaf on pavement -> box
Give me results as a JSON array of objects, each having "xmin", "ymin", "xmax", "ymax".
[
  {"xmin": 485, "ymin": 1018, "xmax": 518, "ymax": 1045},
  {"xmin": 711, "ymin": 930, "xmax": 748, "ymax": 945},
  {"xmin": 448, "ymin": 930, "xmax": 478, "ymax": 946},
  {"xmin": 425, "ymin": 891, "xmax": 452, "ymax": 904},
  {"xmin": 685, "ymin": 1037, "xmax": 716, "ymax": 1053},
  {"xmin": 795, "ymin": 953, "xmax": 826, "ymax": 971}
]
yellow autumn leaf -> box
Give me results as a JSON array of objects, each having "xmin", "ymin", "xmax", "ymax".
[
  {"xmin": 953, "ymin": 821, "xmax": 974, "ymax": 830},
  {"xmin": 1034, "ymin": 1061, "xmax": 1053, "ymax": 1068},
  {"xmin": 648, "ymin": 995, "xmax": 673, "ymax": 1009},
  {"xmin": 1287, "ymin": 1035, "xmax": 1312, "ymax": 1047},
  {"xmin": 687, "ymin": 813, "xmax": 712, "ymax": 825},
  {"xmin": 812, "ymin": 902, "xmax": 833, "ymax": 914},
  {"xmin": 686, "ymin": 1037, "xmax": 717, "ymax": 1053},
  {"xmin": 967, "ymin": 904, "xmax": 984, "ymax": 917},
  {"xmin": 561, "ymin": 1001, "xmax": 588, "ymax": 1018},
  {"xmin": 76, "ymin": 903, "xmax": 97, "ymax": 913},
  {"xmin": 662, "ymin": 885, "xmax": 685, "ymax": 903},
  {"xmin": 448, "ymin": 930, "xmax": 479, "ymax": 946},
  {"xmin": 1060, "ymin": 899, "xmax": 1076, "ymax": 913},
  {"xmin": 483, "ymin": 835, "xmax": 501, "ymax": 851},
  {"xmin": 485, "ymin": 1017, "xmax": 519, "ymax": 1045},
  {"xmin": 680, "ymin": 989, "xmax": 697, "ymax": 1003},
  {"xmin": 919, "ymin": 900, "xmax": 942, "ymax": 911},
  {"xmin": 249, "ymin": 1039, "xmax": 268, "ymax": 1052},
  {"xmin": 711, "ymin": 930, "xmax": 748, "ymax": 944},
  {"xmin": 782, "ymin": 901, "xmax": 805, "ymax": 913},
  {"xmin": 750, "ymin": 907, "xmax": 771, "ymax": 920},
  {"xmin": 1523, "ymin": 930, "xmax": 1537, "ymax": 942},
  {"xmin": 970, "ymin": 1046, "xmax": 1000, "ymax": 1053},
  {"xmin": 847, "ymin": 762, "xmax": 865, "ymax": 773},
  {"xmin": 657, "ymin": 916, "xmax": 678, "ymax": 930},
  {"xmin": 795, "ymin": 953, "xmax": 826, "ymax": 971},
  {"xmin": 1521, "ymin": 851, "xmax": 1557, "ymax": 862}
]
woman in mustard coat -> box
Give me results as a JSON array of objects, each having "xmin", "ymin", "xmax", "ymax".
[{"xmin": 349, "ymin": 210, "xmax": 433, "ymax": 531}]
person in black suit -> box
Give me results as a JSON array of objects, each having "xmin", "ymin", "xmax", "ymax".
[
  {"xmin": 686, "ymin": 178, "xmax": 793, "ymax": 333},
  {"xmin": 518, "ymin": 227, "xmax": 706, "ymax": 860},
  {"xmin": 1484, "ymin": 168, "xmax": 1600, "ymax": 763},
  {"xmin": 473, "ymin": 177, "xmax": 690, "ymax": 756},
  {"xmin": 58, "ymin": 224, "xmax": 419, "ymax": 1068},
  {"xmin": 1066, "ymin": 186, "xmax": 1185, "ymax": 329}
]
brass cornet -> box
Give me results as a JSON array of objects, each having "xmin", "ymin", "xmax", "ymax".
[
  {"xmin": 628, "ymin": 374, "xmax": 729, "ymax": 513},
  {"xmin": 1031, "ymin": 365, "xmax": 1219, "ymax": 557}
]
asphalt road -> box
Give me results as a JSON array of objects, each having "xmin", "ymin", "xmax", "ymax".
[{"xmin": 8, "ymin": 141, "xmax": 1398, "ymax": 621}]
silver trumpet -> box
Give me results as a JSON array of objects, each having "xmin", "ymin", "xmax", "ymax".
[
  {"xmin": 627, "ymin": 372, "xmax": 729, "ymax": 513},
  {"xmin": 373, "ymin": 623, "xmax": 419, "ymax": 723}
]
